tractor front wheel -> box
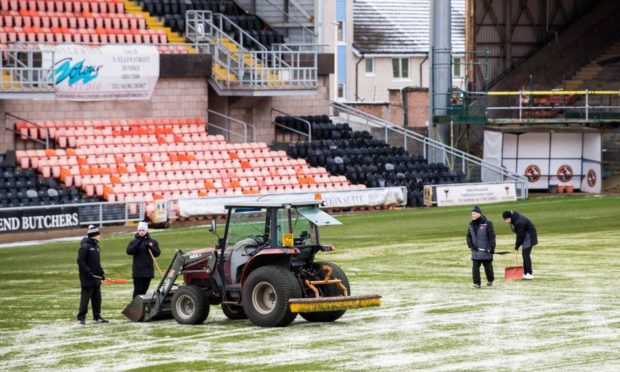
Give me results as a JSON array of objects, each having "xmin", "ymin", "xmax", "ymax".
[
  {"xmin": 300, "ymin": 261, "xmax": 350, "ymax": 322},
  {"xmin": 171, "ymin": 285, "xmax": 210, "ymax": 325},
  {"xmin": 242, "ymin": 265, "xmax": 301, "ymax": 327}
]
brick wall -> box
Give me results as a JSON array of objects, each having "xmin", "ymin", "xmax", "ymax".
[
  {"xmin": 346, "ymin": 88, "xmax": 429, "ymax": 129},
  {"xmin": 0, "ymin": 78, "xmax": 208, "ymax": 152},
  {"xmin": 220, "ymin": 76, "xmax": 332, "ymax": 144}
]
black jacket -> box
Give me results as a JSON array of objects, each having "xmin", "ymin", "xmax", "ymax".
[
  {"xmin": 127, "ymin": 233, "xmax": 161, "ymax": 278},
  {"xmin": 510, "ymin": 212, "xmax": 538, "ymax": 249},
  {"xmin": 467, "ymin": 215, "xmax": 496, "ymax": 261},
  {"xmin": 77, "ymin": 237, "xmax": 104, "ymax": 287}
]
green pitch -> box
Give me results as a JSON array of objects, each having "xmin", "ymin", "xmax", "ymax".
[{"xmin": 1, "ymin": 195, "xmax": 619, "ymax": 370}]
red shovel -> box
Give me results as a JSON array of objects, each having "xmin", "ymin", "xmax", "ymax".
[{"xmin": 504, "ymin": 251, "xmax": 524, "ymax": 281}]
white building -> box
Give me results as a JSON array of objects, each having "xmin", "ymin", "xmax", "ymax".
[{"xmin": 336, "ymin": 0, "xmax": 466, "ymax": 103}]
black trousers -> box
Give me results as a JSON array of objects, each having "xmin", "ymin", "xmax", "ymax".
[
  {"xmin": 132, "ymin": 277, "xmax": 152, "ymax": 298},
  {"xmin": 472, "ymin": 260, "xmax": 494, "ymax": 285},
  {"xmin": 78, "ymin": 286, "xmax": 101, "ymax": 320},
  {"xmin": 522, "ymin": 248, "xmax": 533, "ymax": 275}
]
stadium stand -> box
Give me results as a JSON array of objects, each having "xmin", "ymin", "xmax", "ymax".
[
  {"xmin": 0, "ymin": 0, "xmax": 193, "ymax": 53},
  {"xmin": 0, "ymin": 152, "xmax": 93, "ymax": 208},
  {"xmin": 14, "ymin": 117, "xmax": 363, "ymax": 215},
  {"xmin": 139, "ymin": 0, "xmax": 285, "ymax": 49},
  {"xmin": 280, "ymin": 115, "xmax": 468, "ymax": 207}
]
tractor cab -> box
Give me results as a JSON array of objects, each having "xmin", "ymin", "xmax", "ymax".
[{"xmin": 217, "ymin": 201, "xmax": 341, "ymax": 285}]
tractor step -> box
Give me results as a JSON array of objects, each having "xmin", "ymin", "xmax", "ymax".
[{"xmin": 289, "ymin": 294, "xmax": 381, "ymax": 313}]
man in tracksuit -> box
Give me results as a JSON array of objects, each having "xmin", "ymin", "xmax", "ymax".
[
  {"xmin": 77, "ymin": 225, "xmax": 108, "ymax": 324},
  {"xmin": 467, "ymin": 206, "xmax": 496, "ymax": 288},
  {"xmin": 503, "ymin": 210, "xmax": 538, "ymax": 279}
]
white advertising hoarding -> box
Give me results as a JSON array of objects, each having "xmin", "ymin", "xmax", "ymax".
[
  {"xmin": 177, "ymin": 187, "xmax": 407, "ymax": 217},
  {"xmin": 435, "ymin": 183, "xmax": 517, "ymax": 207},
  {"xmin": 42, "ymin": 44, "xmax": 159, "ymax": 101}
]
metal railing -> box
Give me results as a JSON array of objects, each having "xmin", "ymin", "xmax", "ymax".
[
  {"xmin": 330, "ymin": 101, "xmax": 529, "ymax": 199},
  {"xmin": 186, "ymin": 10, "xmax": 318, "ymax": 90},
  {"xmin": 0, "ymin": 48, "xmax": 55, "ymax": 92},
  {"xmin": 263, "ymin": 0, "xmax": 317, "ymax": 45},
  {"xmin": 207, "ymin": 109, "xmax": 256, "ymax": 143},
  {"xmin": 4, "ymin": 112, "xmax": 50, "ymax": 149},
  {"xmin": 485, "ymin": 90, "xmax": 620, "ymax": 122},
  {"xmin": 271, "ymin": 108, "xmax": 312, "ymax": 142}
]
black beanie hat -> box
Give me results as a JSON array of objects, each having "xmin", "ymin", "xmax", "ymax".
[
  {"xmin": 472, "ymin": 206, "xmax": 482, "ymax": 213},
  {"xmin": 502, "ymin": 211, "xmax": 512, "ymax": 219},
  {"xmin": 87, "ymin": 225, "xmax": 100, "ymax": 238}
]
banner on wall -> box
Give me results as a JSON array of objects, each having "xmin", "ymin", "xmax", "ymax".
[
  {"xmin": 0, "ymin": 207, "xmax": 80, "ymax": 233},
  {"xmin": 41, "ymin": 44, "xmax": 159, "ymax": 101},
  {"xmin": 433, "ymin": 183, "xmax": 517, "ymax": 207}
]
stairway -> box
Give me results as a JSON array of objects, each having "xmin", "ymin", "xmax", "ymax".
[
  {"xmin": 122, "ymin": 0, "xmax": 195, "ymax": 53},
  {"xmin": 562, "ymin": 41, "xmax": 620, "ymax": 90}
]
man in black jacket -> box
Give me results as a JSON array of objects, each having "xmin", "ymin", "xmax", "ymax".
[
  {"xmin": 127, "ymin": 222, "xmax": 161, "ymax": 298},
  {"xmin": 77, "ymin": 225, "xmax": 108, "ymax": 325},
  {"xmin": 503, "ymin": 210, "xmax": 538, "ymax": 280},
  {"xmin": 467, "ymin": 206, "xmax": 496, "ymax": 288}
]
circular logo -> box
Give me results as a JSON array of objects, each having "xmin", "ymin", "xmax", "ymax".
[
  {"xmin": 557, "ymin": 164, "xmax": 573, "ymax": 183},
  {"xmin": 587, "ymin": 169, "xmax": 597, "ymax": 187},
  {"xmin": 524, "ymin": 164, "xmax": 541, "ymax": 183}
]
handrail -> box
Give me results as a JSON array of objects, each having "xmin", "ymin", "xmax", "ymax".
[
  {"xmin": 330, "ymin": 101, "xmax": 529, "ymax": 199},
  {"xmin": 1, "ymin": 47, "xmax": 56, "ymax": 93},
  {"xmin": 482, "ymin": 89, "xmax": 620, "ymax": 121},
  {"xmin": 216, "ymin": 13, "xmax": 268, "ymax": 52},
  {"xmin": 4, "ymin": 112, "xmax": 50, "ymax": 149},
  {"xmin": 207, "ymin": 109, "xmax": 256, "ymax": 142},
  {"xmin": 271, "ymin": 108, "xmax": 312, "ymax": 142},
  {"xmin": 487, "ymin": 90, "xmax": 620, "ymax": 96},
  {"xmin": 263, "ymin": 0, "xmax": 317, "ymax": 44},
  {"xmin": 187, "ymin": 10, "xmax": 318, "ymax": 90}
]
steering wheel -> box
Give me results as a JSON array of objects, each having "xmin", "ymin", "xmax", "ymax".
[{"xmin": 253, "ymin": 234, "xmax": 266, "ymax": 246}]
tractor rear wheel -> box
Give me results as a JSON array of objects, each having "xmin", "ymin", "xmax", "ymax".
[
  {"xmin": 300, "ymin": 261, "xmax": 350, "ymax": 322},
  {"xmin": 221, "ymin": 304, "xmax": 247, "ymax": 320},
  {"xmin": 242, "ymin": 265, "xmax": 301, "ymax": 327},
  {"xmin": 171, "ymin": 285, "xmax": 210, "ymax": 325}
]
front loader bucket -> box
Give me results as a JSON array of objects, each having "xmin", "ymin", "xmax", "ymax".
[
  {"xmin": 289, "ymin": 294, "xmax": 381, "ymax": 313},
  {"xmin": 122, "ymin": 294, "xmax": 173, "ymax": 322},
  {"xmin": 122, "ymin": 295, "xmax": 148, "ymax": 322}
]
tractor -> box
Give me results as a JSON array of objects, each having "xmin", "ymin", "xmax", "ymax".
[{"xmin": 123, "ymin": 201, "xmax": 381, "ymax": 327}]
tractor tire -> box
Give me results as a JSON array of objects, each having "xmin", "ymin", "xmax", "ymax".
[
  {"xmin": 221, "ymin": 304, "xmax": 247, "ymax": 320},
  {"xmin": 300, "ymin": 261, "xmax": 350, "ymax": 323},
  {"xmin": 242, "ymin": 265, "xmax": 302, "ymax": 327},
  {"xmin": 171, "ymin": 285, "xmax": 210, "ymax": 325}
]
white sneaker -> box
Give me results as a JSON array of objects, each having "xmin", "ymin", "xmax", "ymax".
[{"xmin": 523, "ymin": 273, "xmax": 534, "ymax": 280}]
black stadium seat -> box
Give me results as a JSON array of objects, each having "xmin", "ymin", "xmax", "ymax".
[{"xmin": 284, "ymin": 116, "xmax": 469, "ymax": 207}]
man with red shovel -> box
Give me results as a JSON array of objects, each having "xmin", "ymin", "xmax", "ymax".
[
  {"xmin": 467, "ymin": 206, "xmax": 496, "ymax": 288},
  {"xmin": 503, "ymin": 211, "xmax": 538, "ymax": 280}
]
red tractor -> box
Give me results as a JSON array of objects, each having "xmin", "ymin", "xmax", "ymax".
[{"xmin": 123, "ymin": 201, "xmax": 381, "ymax": 327}]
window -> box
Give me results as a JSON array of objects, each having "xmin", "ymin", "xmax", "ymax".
[
  {"xmin": 453, "ymin": 57, "xmax": 462, "ymax": 77},
  {"xmin": 336, "ymin": 21, "xmax": 345, "ymax": 43},
  {"xmin": 337, "ymin": 83, "xmax": 345, "ymax": 100},
  {"xmin": 365, "ymin": 58, "xmax": 374, "ymax": 74},
  {"xmin": 392, "ymin": 57, "xmax": 409, "ymax": 79}
]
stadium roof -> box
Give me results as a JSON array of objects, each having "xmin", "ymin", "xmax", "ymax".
[{"xmin": 353, "ymin": 0, "xmax": 465, "ymax": 55}]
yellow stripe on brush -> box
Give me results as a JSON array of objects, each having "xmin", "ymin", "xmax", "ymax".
[{"xmin": 289, "ymin": 296, "xmax": 381, "ymax": 313}]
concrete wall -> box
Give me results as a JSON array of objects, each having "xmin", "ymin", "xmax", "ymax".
[
  {"xmin": 213, "ymin": 75, "xmax": 332, "ymax": 144},
  {"xmin": 1, "ymin": 77, "xmax": 209, "ymax": 152}
]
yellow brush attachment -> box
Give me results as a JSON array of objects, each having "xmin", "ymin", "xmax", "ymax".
[{"xmin": 289, "ymin": 295, "xmax": 381, "ymax": 313}]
